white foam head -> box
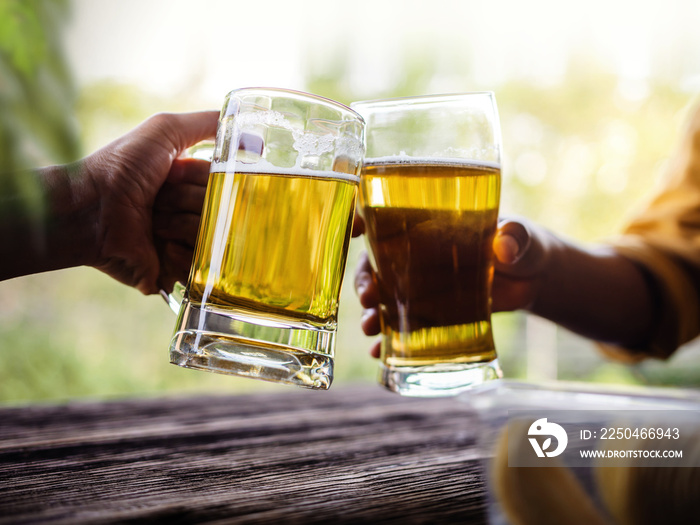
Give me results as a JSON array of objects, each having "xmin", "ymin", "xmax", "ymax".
[
  {"xmin": 363, "ymin": 155, "xmax": 500, "ymax": 170},
  {"xmin": 211, "ymin": 159, "xmax": 360, "ymax": 183}
]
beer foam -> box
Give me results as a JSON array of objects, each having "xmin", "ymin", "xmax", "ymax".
[
  {"xmin": 363, "ymin": 155, "xmax": 500, "ymax": 170},
  {"xmin": 235, "ymin": 110, "xmax": 364, "ymax": 163},
  {"xmin": 211, "ymin": 159, "xmax": 360, "ymax": 183}
]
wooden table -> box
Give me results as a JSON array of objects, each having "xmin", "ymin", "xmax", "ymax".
[{"xmin": 0, "ymin": 385, "xmax": 489, "ymax": 524}]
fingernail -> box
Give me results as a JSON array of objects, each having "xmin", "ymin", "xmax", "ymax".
[
  {"xmin": 495, "ymin": 234, "xmax": 520, "ymax": 264},
  {"xmin": 356, "ymin": 274, "xmax": 371, "ymax": 297}
]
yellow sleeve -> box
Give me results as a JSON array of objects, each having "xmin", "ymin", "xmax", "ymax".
[{"xmin": 600, "ymin": 101, "xmax": 700, "ymax": 360}]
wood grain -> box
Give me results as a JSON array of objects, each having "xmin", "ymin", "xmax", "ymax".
[{"xmin": 0, "ymin": 385, "xmax": 488, "ymax": 524}]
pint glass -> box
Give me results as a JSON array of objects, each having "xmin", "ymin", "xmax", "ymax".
[
  {"xmin": 168, "ymin": 88, "xmax": 365, "ymax": 390},
  {"xmin": 352, "ymin": 93, "xmax": 502, "ymax": 396}
]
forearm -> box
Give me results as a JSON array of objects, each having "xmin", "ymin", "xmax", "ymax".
[
  {"xmin": 529, "ymin": 233, "xmax": 659, "ymax": 351},
  {"xmin": 0, "ymin": 163, "xmax": 99, "ymax": 280}
]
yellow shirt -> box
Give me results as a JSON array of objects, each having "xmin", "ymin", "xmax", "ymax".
[{"xmin": 604, "ymin": 101, "xmax": 700, "ymax": 361}]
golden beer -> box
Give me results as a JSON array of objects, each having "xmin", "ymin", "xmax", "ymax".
[
  {"xmin": 168, "ymin": 87, "xmax": 364, "ymax": 391},
  {"xmin": 360, "ymin": 159, "xmax": 500, "ymax": 368},
  {"xmin": 353, "ymin": 91, "xmax": 502, "ymax": 396},
  {"xmin": 189, "ymin": 167, "xmax": 358, "ymax": 328}
]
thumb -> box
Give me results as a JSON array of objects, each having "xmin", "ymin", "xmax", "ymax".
[
  {"xmin": 493, "ymin": 218, "xmax": 548, "ymax": 279},
  {"xmin": 166, "ymin": 111, "xmax": 220, "ymax": 152},
  {"xmin": 135, "ymin": 111, "xmax": 220, "ymax": 160}
]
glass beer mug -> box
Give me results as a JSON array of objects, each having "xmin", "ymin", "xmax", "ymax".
[
  {"xmin": 352, "ymin": 93, "xmax": 503, "ymax": 397},
  {"xmin": 165, "ymin": 88, "xmax": 365, "ymax": 390}
]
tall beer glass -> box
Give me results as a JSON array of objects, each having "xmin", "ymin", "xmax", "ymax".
[
  {"xmin": 168, "ymin": 88, "xmax": 365, "ymax": 390},
  {"xmin": 352, "ymin": 93, "xmax": 502, "ymax": 397}
]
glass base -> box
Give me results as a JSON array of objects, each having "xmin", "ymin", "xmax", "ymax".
[
  {"xmin": 169, "ymin": 298, "xmax": 335, "ymax": 390},
  {"xmin": 379, "ymin": 359, "xmax": 502, "ymax": 397}
]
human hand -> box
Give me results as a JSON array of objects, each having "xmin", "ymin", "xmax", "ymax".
[
  {"xmin": 351, "ymin": 213, "xmax": 381, "ymax": 357},
  {"xmin": 491, "ymin": 217, "xmax": 550, "ymax": 312},
  {"xmin": 354, "ymin": 250, "xmax": 382, "ymax": 358},
  {"xmin": 81, "ymin": 111, "xmax": 219, "ymax": 294}
]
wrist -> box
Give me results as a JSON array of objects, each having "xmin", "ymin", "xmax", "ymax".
[
  {"xmin": 48, "ymin": 159, "xmax": 102, "ymax": 269},
  {"xmin": 0, "ymin": 161, "xmax": 101, "ymax": 280},
  {"xmin": 527, "ymin": 235, "xmax": 658, "ymax": 348}
]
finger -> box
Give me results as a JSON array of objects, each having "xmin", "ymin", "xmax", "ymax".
[
  {"xmin": 352, "ymin": 213, "xmax": 365, "ymax": 237},
  {"xmin": 491, "ymin": 276, "xmax": 537, "ymax": 312},
  {"xmin": 154, "ymin": 182, "xmax": 207, "ymax": 213},
  {"xmin": 494, "ymin": 219, "xmax": 530, "ymax": 265},
  {"xmin": 494, "ymin": 231, "xmax": 521, "ymax": 265},
  {"xmin": 361, "ymin": 307, "xmax": 381, "ymax": 336},
  {"xmin": 157, "ymin": 241, "xmax": 194, "ymax": 293},
  {"xmin": 153, "ymin": 212, "xmax": 201, "ymax": 245},
  {"xmin": 153, "ymin": 111, "xmax": 220, "ymax": 154},
  {"xmin": 493, "ymin": 218, "xmax": 548, "ymax": 279},
  {"xmin": 369, "ymin": 340, "xmax": 381, "ymax": 359},
  {"xmin": 167, "ymin": 157, "xmax": 211, "ymax": 186},
  {"xmin": 354, "ymin": 251, "xmax": 380, "ymax": 308}
]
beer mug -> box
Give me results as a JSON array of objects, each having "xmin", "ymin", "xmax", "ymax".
[
  {"xmin": 351, "ymin": 93, "xmax": 503, "ymax": 397},
  {"xmin": 166, "ymin": 88, "xmax": 365, "ymax": 390}
]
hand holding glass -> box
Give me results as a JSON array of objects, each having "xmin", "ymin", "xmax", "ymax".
[{"xmin": 167, "ymin": 88, "xmax": 365, "ymax": 390}]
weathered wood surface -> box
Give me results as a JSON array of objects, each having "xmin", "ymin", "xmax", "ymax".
[{"xmin": 0, "ymin": 385, "xmax": 489, "ymax": 524}]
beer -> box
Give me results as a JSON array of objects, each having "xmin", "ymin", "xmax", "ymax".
[
  {"xmin": 188, "ymin": 164, "xmax": 358, "ymax": 329},
  {"xmin": 168, "ymin": 87, "xmax": 365, "ymax": 390},
  {"xmin": 352, "ymin": 91, "xmax": 502, "ymax": 395},
  {"xmin": 360, "ymin": 158, "xmax": 500, "ymax": 367}
]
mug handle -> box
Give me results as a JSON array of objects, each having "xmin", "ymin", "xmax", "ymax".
[
  {"xmin": 159, "ymin": 140, "xmax": 215, "ymax": 315},
  {"xmin": 161, "ymin": 282, "xmax": 186, "ymax": 314},
  {"xmin": 161, "ymin": 135, "xmax": 263, "ymax": 314}
]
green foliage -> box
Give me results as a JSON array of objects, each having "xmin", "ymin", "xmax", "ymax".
[
  {"xmin": 0, "ymin": 0, "xmax": 80, "ymax": 236},
  {"xmin": 0, "ymin": 0, "xmax": 80, "ymax": 173},
  {"xmin": 0, "ymin": 267, "xmax": 295, "ymax": 404}
]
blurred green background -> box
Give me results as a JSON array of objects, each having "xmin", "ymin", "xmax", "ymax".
[{"xmin": 2, "ymin": 0, "xmax": 700, "ymax": 404}]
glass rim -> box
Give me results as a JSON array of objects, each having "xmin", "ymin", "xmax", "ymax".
[
  {"xmin": 226, "ymin": 86, "xmax": 365, "ymax": 124},
  {"xmin": 351, "ymin": 91, "xmax": 496, "ymax": 110}
]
